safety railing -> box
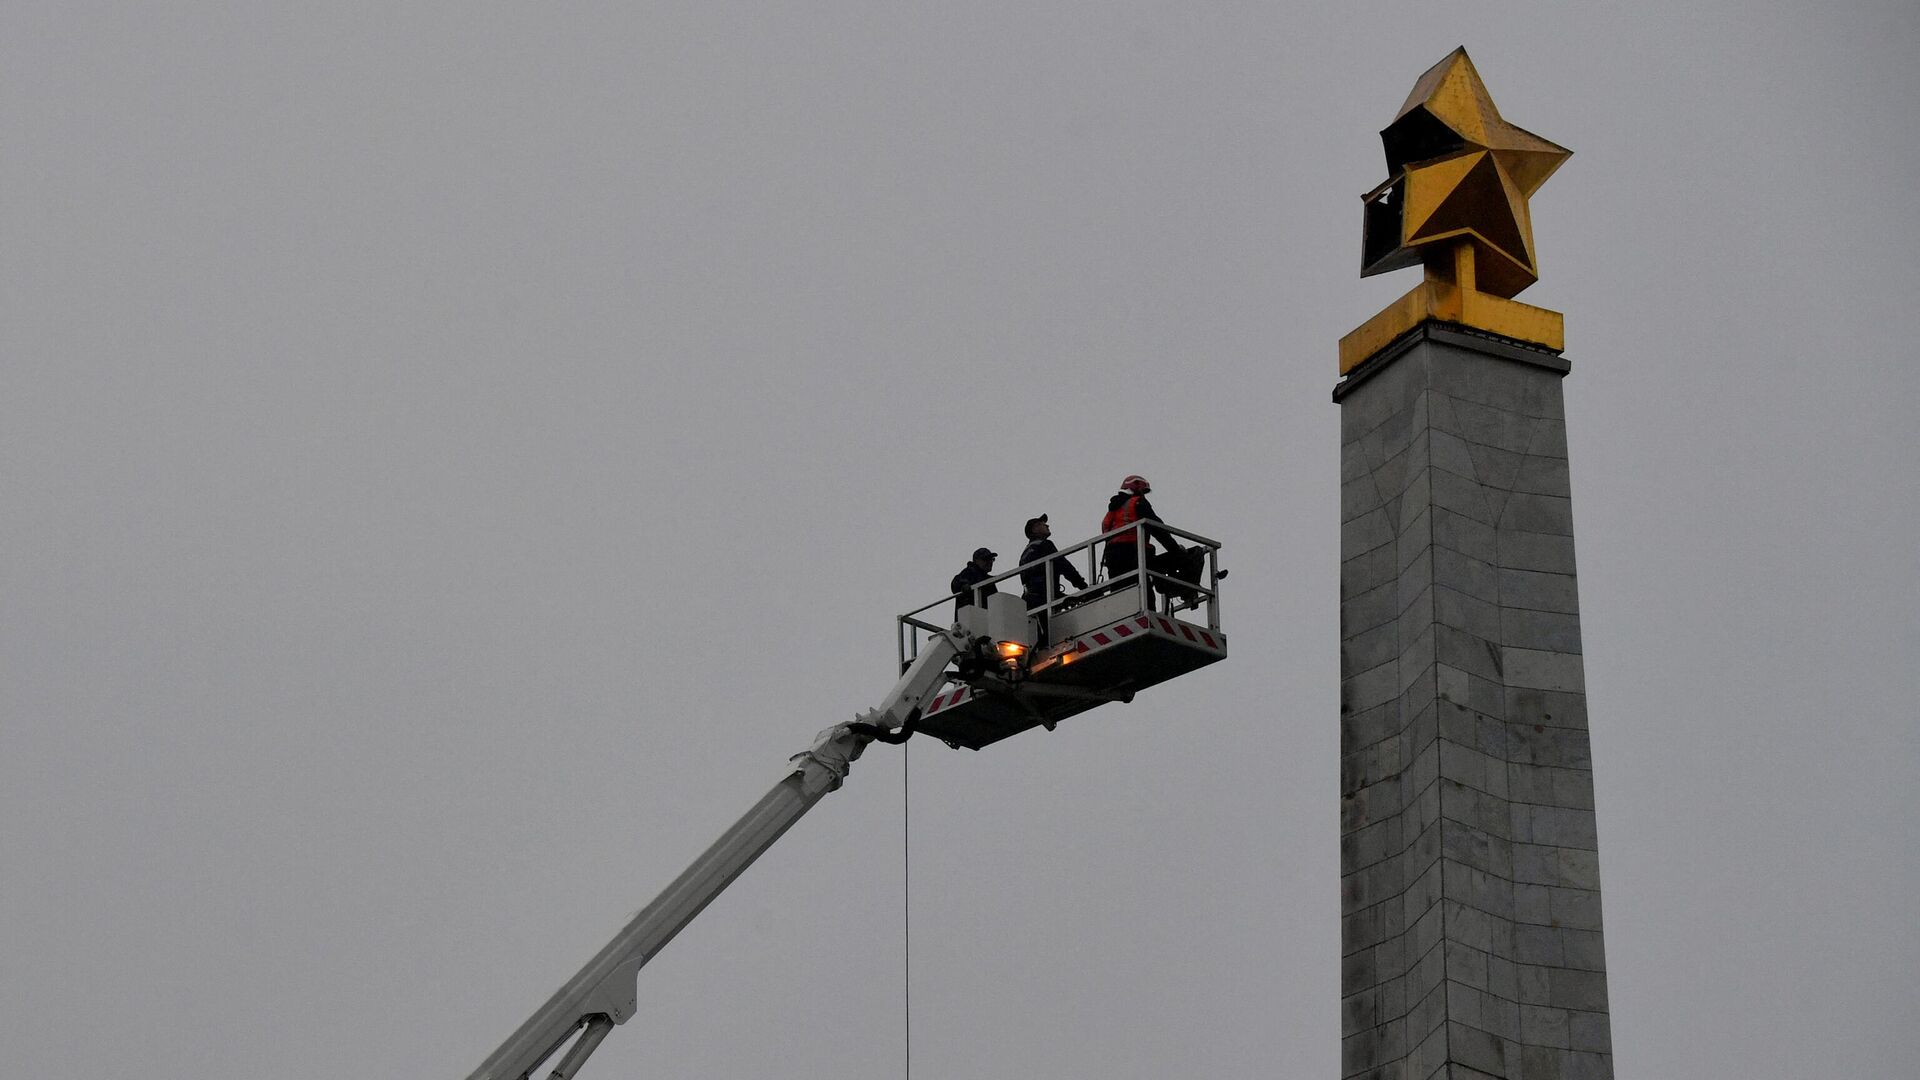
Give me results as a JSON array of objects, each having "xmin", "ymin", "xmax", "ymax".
[{"xmin": 897, "ymin": 520, "xmax": 1224, "ymax": 672}]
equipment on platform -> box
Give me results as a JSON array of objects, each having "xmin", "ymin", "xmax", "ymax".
[{"xmin": 466, "ymin": 519, "xmax": 1227, "ymax": 1080}]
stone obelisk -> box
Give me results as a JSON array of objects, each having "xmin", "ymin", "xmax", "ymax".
[{"xmin": 1336, "ymin": 49, "xmax": 1614, "ymax": 1080}]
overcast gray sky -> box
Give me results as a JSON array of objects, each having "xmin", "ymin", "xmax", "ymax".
[{"xmin": 4, "ymin": 3, "xmax": 1916, "ymax": 1078}]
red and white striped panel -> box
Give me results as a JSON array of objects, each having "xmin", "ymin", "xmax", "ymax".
[
  {"xmin": 1061, "ymin": 613, "xmax": 1226, "ymax": 663},
  {"xmin": 921, "ymin": 685, "xmax": 972, "ymax": 718}
]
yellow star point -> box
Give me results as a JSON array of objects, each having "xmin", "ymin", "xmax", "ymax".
[
  {"xmin": 1363, "ymin": 47, "xmax": 1570, "ymax": 300},
  {"xmin": 1342, "ymin": 49, "xmax": 1573, "ymax": 375}
]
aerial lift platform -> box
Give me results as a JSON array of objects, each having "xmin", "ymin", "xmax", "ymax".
[
  {"xmin": 902, "ymin": 519, "xmax": 1227, "ymax": 749},
  {"xmin": 467, "ymin": 519, "xmax": 1226, "ymax": 1080}
]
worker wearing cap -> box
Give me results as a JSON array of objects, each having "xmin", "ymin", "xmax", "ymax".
[
  {"xmin": 950, "ymin": 546, "xmax": 999, "ymax": 615},
  {"xmin": 1019, "ymin": 514, "xmax": 1088, "ymax": 646},
  {"xmin": 1101, "ymin": 475, "xmax": 1182, "ymax": 588},
  {"xmin": 1018, "ymin": 514, "xmax": 1088, "ymax": 613}
]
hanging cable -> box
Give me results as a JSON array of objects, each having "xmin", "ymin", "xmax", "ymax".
[{"xmin": 902, "ymin": 739, "xmax": 912, "ymax": 1080}]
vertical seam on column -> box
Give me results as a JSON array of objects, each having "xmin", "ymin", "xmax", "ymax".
[{"xmin": 1418, "ymin": 381, "xmax": 1453, "ymax": 1080}]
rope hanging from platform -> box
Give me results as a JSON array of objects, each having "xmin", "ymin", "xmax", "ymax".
[{"xmin": 902, "ymin": 740, "xmax": 912, "ymax": 1080}]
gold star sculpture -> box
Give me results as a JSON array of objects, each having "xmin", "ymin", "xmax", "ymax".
[{"xmin": 1340, "ymin": 48, "xmax": 1573, "ymax": 375}]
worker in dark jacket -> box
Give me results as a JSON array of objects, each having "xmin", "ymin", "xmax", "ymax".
[
  {"xmin": 1100, "ymin": 475, "xmax": 1181, "ymax": 586},
  {"xmin": 1018, "ymin": 514, "xmax": 1088, "ymax": 612},
  {"xmin": 1020, "ymin": 514, "xmax": 1087, "ymax": 645},
  {"xmin": 950, "ymin": 547, "xmax": 998, "ymax": 615}
]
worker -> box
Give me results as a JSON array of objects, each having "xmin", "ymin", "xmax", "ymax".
[
  {"xmin": 1019, "ymin": 514, "xmax": 1088, "ymax": 612},
  {"xmin": 1019, "ymin": 514, "xmax": 1088, "ymax": 644},
  {"xmin": 950, "ymin": 546, "xmax": 998, "ymax": 614},
  {"xmin": 1101, "ymin": 475, "xmax": 1182, "ymax": 593}
]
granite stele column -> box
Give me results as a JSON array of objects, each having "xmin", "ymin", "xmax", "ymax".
[{"xmin": 1335, "ymin": 50, "xmax": 1614, "ymax": 1080}]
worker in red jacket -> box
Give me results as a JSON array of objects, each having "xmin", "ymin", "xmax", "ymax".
[
  {"xmin": 1105, "ymin": 474, "xmax": 1190, "ymax": 611},
  {"xmin": 1101, "ymin": 475, "xmax": 1183, "ymax": 594}
]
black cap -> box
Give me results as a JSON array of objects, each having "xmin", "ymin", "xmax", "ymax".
[
  {"xmin": 972, "ymin": 547, "xmax": 997, "ymax": 561},
  {"xmin": 1024, "ymin": 514, "xmax": 1049, "ymax": 538}
]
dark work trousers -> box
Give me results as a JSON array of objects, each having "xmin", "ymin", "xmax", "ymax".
[
  {"xmin": 1101, "ymin": 543, "xmax": 1150, "ymax": 605},
  {"xmin": 1022, "ymin": 593, "xmax": 1051, "ymax": 646},
  {"xmin": 1021, "ymin": 591, "xmax": 1067, "ymax": 641}
]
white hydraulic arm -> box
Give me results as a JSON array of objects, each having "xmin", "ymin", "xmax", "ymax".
[{"xmin": 466, "ymin": 624, "xmax": 977, "ymax": 1080}]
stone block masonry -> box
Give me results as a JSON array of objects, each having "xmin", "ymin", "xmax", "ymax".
[{"xmin": 1336, "ymin": 325, "xmax": 1613, "ymax": 1080}]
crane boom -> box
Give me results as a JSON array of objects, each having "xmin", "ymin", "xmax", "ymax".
[
  {"xmin": 466, "ymin": 625, "xmax": 973, "ymax": 1080},
  {"xmin": 468, "ymin": 524, "xmax": 1227, "ymax": 1079}
]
